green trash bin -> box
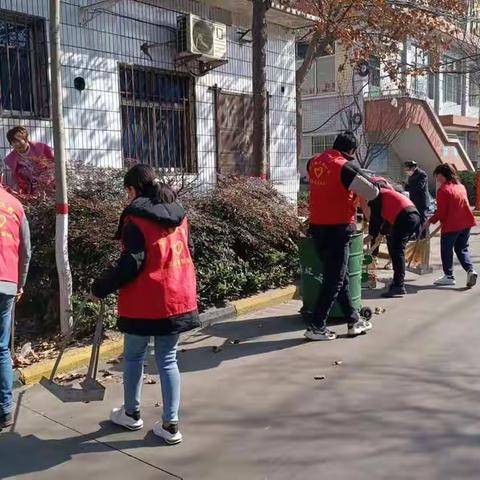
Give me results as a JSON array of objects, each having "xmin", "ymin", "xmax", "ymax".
[{"xmin": 298, "ymin": 233, "xmax": 365, "ymax": 319}]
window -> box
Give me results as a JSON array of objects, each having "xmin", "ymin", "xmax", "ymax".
[
  {"xmin": 412, "ymin": 46, "xmax": 429, "ymax": 98},
  {"xmin": 315, "ymin": 55, "xmax": 336, "ymax": 94},
  {"xmin": 469, "ymin": 75, "xmax": 479, "ymax": 107},
  {"xmin": 296, "ymin": 42, "xmax": 309, "ymax": 60},
  {"xmin": 311, "ymin": 135, "xmax": 336, "ymax": 155},
  {"xmin": 0, "ymin": 10, "xmax": 49, "ymax": 118},
  {"xmin": 443, "ymin": 56, "xmax": 462, "ymax": 105},
  {"xmin": 369, "ymin": 57, "xmax": 381, "ymax": 90},
  {"xmin": 119, "ymin": 65, "xmax": 196, "ymax": 172}
]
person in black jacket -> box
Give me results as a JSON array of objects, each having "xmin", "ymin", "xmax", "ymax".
[
  {"xmin": 404, "ymin": 161, "xmax": 430, "ymax": 227},
  {"xmin": 91, "ymin": 164, "xmax": 200, "ymax": 445}
]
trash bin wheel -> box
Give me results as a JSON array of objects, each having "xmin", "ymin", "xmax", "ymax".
[{"xmin": 360, "ymin": 306, "xmax": 373, "ymax": 320}]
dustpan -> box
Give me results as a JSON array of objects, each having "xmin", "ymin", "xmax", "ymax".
[{"xmin": 40, "ymin": 302, "xmax": 106, "ymax": 403}]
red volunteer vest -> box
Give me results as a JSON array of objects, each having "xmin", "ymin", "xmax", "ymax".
[
  {"xmin": 118, "ymin": 216, "xmax": 198, "ymax": 319},
  {"xmin": 308, "ymin": 150, "xmax": 357, "ymax": 225},
  {"xmin": 380, "ymin": 188, "xmax": 415, "ymax": 225},
  {"xmin": 0, "ymin": 188, "xmax": 24, "ymax": 284}
]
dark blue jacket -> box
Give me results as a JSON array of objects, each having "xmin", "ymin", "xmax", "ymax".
[{"xmin": 405, "ymin": 168, "xmax": 429, "ymax": 217}]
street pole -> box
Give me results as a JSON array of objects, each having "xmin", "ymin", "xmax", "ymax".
[
  {"xmin": 50, "ymin": 0, "xmax": 73, "ymax": 335},
  {"xmin": 252, "ymin": 0, "xmax": 268, "ymax": 179}
]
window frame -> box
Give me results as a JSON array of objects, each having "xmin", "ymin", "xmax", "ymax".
[
  {"xmin": 443, "ymin": 56, "xmax": 462, "ymax": 105},
  {"xmin": 469, "ymin": 74, "xmax": 479, "ymax": 108},
  {"xmin": 311, "ymin": 134, "xmax": 337, "ymax": 155},
  {"xmin": 369, "ymin": 56, "xmax": 381, "ymax": 90},
  {"xmin": 411, "ymin": 45, "xmax": 430, "ymax": 98},
  {"xmin": 118, "ymin": 64, "xmax": 197, "ymax": 173},
  {"xmin": 0, "ymin": 9, "xmax": 50, "ymax": 119}
]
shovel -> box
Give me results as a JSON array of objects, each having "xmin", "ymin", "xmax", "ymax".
[{"xmin": 40, "ymin": 301, "xmax": 106, "ymax": 403}]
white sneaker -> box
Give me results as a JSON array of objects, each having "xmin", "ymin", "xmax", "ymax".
[
  {"xmin": 467, "ymin": 271, "xmax": 478, "ymax": 288},
  {"xmin": 348, "ymin": 321, "xmax": 369, "ymax": 336},
  {"xmin": 153, "ymin": 421, "xmax": 183, "ymax": 445},
  {"xmin": 434, "ymin": 275, "xmax": 456, "ymax": 286},
  {"xmin": 110, "ymin": 406, "xmax": 144, "ymax": 431},
  {"xmin": 360, "ymin": 319, "xmax": 373, "ymax": 331},
  {"xmin": 304, "ymin": 328, "xmax": 337, "ymax": 341}
]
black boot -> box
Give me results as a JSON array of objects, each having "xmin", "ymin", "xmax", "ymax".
[
  {"xmin": 381, "ymin": 284, "xmax": 407, "ymax": 298},
  {"xmin": 0, "ymin": 412, "xmax": 13, "ymax": 430}
]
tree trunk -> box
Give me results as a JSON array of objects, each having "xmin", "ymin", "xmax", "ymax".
[
  {"xmin": 50, "ymin": 0, "xmax": 73, "ymax": 335},
  {"xmin": 252, "ymin": 0, "xmax": 268, "ymax": 179}
]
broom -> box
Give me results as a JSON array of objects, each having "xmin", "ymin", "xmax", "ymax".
[{"xmin": 407, "ymin": 225, "xmax": 441, "ymax": 268}]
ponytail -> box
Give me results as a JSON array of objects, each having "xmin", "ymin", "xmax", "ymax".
[{"xmin": 124, "ymin": 164, "xmax": 177, "ymax": 204}]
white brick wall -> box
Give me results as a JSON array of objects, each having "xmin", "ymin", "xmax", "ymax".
[{"xmin": 0, "ymin": 0, "xmax": 298, "ymax": 201}]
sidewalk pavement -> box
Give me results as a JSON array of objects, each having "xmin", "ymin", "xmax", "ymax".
[{"xmin": 1, "ymin": 229, "xmax": 480, "ymax": 479}]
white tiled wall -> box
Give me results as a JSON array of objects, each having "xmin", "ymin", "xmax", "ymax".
[{"xmin": 0, "ymin": 0, "xmax": 298, "ymax": 201}]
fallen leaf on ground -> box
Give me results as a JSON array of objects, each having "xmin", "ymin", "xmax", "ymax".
[
  {"xmin": 332, "ymin": 361, "xmax": 343, "ymax": 366},
  {"xmin": 314, "ymin": 375, "xmax": 326, "ymax": 381},
  {"xmin": 145, "ymin": 377, "xmax": 157, "ymax": 385},
  {"xmin": 154, "ymin": 402, "xmax": 161, "ymax": 408}
]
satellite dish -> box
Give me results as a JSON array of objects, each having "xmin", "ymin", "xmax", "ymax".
[
  {"xmin": 192, "ymin": 20, "xmax": 214, "ymax": 54},
  {"xmin": 356, "ymin": 60, "xmax": 370, "ymax": 78}
]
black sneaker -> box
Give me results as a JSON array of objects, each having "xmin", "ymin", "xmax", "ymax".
[
  {"xmin": 381, "ymin": 285, "xmax": 407, "ymax": 298},
  {"xmin": 0, "ymin": 412, "xmax": 13, "ymax": 430}
]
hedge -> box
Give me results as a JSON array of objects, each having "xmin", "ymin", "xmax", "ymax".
[
  {"xmin": 458, "ymin": 170, "xmax": 476, "ymax": 206},
  {"xmin": 17, "ymin": 171, "xmax": 301, "ymax": 339}
]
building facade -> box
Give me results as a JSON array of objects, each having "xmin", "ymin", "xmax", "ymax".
[
  {"xmin": 299, "ymin": 39, "xmax": 478, "ymax": 185},
  {"xmin": 0, "ymin": 0, "xmax": 307, "ymax": 202}
]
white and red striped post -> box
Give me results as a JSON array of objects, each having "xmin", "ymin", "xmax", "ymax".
[{"xmin": 50, "ymin": 0, "xmax": 73, "ymax": 335}]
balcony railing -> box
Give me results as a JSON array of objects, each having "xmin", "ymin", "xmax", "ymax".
[
  {"xmin": 301, "ymin": 82, "xmax": 337, "ymax": 96},
  {"xmin": 365, "ymin": 88, "xmax": 431, "ymax": 102}
]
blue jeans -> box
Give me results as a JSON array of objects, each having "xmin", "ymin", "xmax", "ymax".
[
  {"xmin": 441, "ymin": 228, "xmax": 474, "ymax": 277},
  {"xmin": 0, "ymin": 294, "xmax": 15, "ymax": 416},
  {"xmin": 123, "ymin": 333, "xmax": 180, "ymax": 423}
]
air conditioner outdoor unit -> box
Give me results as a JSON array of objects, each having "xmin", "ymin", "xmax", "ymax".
[{"xmin": 177, "ymin": 14, "xmax": 227, "ymax": 61}]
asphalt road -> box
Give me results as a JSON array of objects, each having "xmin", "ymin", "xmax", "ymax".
[{"xmin": 1, "ymin": 231, "xmax": 480, "ymax": 480}]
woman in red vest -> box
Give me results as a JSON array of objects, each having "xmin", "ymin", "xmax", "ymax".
[
  {"xmin": 425, "ymin": 164, "xmax": 477, "ymax": 288},
  {"xmin": 366, "ymin": 178, "xmax": 420, "ymax": 298},
  {"xmin": 92, "ymin": 164, "xmax": 199, "ymax": 445}
]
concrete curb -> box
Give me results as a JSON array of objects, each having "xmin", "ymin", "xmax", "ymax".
[
  {"xmin": 230, "ymin": 286, "xmax": 299, "ymax": 316},
  {"xmin": 17, "ymin": 286, "xmax": 299, "ymax": 386}
]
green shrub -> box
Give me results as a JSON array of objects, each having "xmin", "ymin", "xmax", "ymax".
[
  {"xmin": 458, "ymin": 171, "xmax": 476, "ymax": 206},
  {"xmin": 18, "ymin": 172, "xmax": 301, "ymax": 340}
]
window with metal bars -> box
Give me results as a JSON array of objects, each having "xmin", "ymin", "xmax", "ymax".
[
  {"xmin": 0, "ymin": 9, "xmax": 49, "ymax": 118},
  {"xmin": 119, "ymin": 65, "xmax": 196, "ymax": 173},
  {"xmin": 443, "ymin": 57, "xmax": 462, "ymax": 105},
  {"xmin": 311, "ymin": 134, "xmax": 336, "ymax": 155}
]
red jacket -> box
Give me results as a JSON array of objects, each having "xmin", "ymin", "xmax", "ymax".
[
  {"xmin": 0, "ymin": 187, "xmax": 25, "ymax": 284},
  {"xmin": 430, "ymin": 182, "xmax": 476, "ymax": 234},
  {"xmin": 308, "ymin": 150, "xmax": 357, "ymax": 225},
  {"xmin": 381, "ymin": 188, "xmax": 415, "ymax": 225},
  {"xmin": 118, "ymin": 216, "xmax": 197, "ymax": 319}
]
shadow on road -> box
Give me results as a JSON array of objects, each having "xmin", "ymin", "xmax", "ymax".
[{"xmin": 0, "ymin": 421, "xmax": 179, "ymax": 480}]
